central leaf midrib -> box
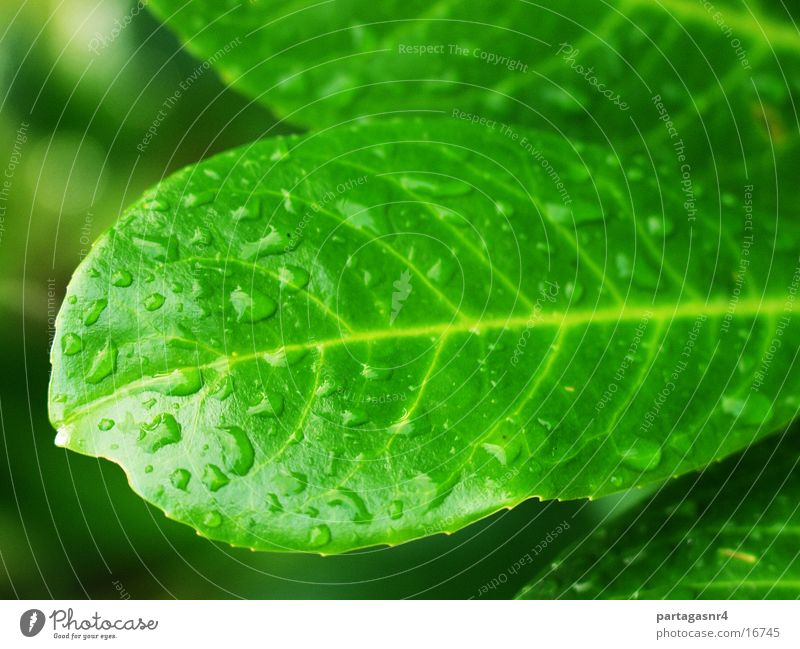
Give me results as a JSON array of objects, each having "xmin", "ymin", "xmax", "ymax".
[{"xmin": 59, "ymin": 295, "xmax": 784, "ymax": 427}]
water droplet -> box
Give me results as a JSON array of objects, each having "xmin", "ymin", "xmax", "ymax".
[
  {"xmin": 232, "ymin": 198, "xmax": 262, "ymax": 222},
  {"xmin": 338, "ymin": 199, "xmax": 375, "ymax": 231},
  {"xmin": 278, "ymin": 265, "xmax": 310, "ymax": 292},
  {"xmin": 97, "ymin": 418, "xmax": 115, "ymax": 431},
  {"xmin": 230, "ymin": 286, "xmax": 277, "ymax": 322},
  {"xmin": 144, "ymin": 464, "xmax": 154, "ymax": 474},
  {"xmin": 202, "ymin": 510, "xmax": 222, "ymax": 528},
  {"xmin": 281, "ymin": 188, "xmax": 295, "ymax": 213},
  {"xmin": 389, "ymin": 500, "xmax": 404, "ymax": 520},
  {"xmin": 218, "ymin": 426, "xmax": 254, "ymax": 476},
  {"xmin": 210, "ymin": 374, "xmax": 233, "ymax": 400},
  {"xmin": 426, "ymin": 256, "xmax": 456, "ymax": 285},
  {"xmin": 139, "ymin": 413, "xmax": 182, "ymax": 453},
  {"xmin": 388, "ymin": 411, "xmax": 431, "ymax": 438},
  {"xmin": 263, "ymin": 346, "xmax": 306, "ymax": 367},
  {"xmin": 721, "ymin": 394, "xmax": 772, "ymax": 426},
  {"xmin": 646, "ymin": 215, "xmax": 675, "ymax": 237},
  {"xmin": 248, "ymin": 392, "xmax": 284, "ymax": 417},
  {"xmin": 342, "ymin": 408, "xmax": 368, "ymax": 426},
  {"xmin": 61, "ymin": 333, "xmax": 82, "ymax": 356},
  {"xmin": 241, "ymin": 226, "xmax": 294, "ymax": 259},
  {"xmin": 170, "ymin": 468, "xmax": 191, "ymax": 491},
  {"xmin": 83, "ymin": 299, "xmax": 108, "ymax": 326},
  {"xmin": 270, "ymin": 144, "xmax": 289, "ymax": 161},
  {"xmin": 328, "ymin": 489, "xmax": 372, "ymax": 523},
  {"xmin": 152, "ymin": 367, "xmax": 203, "ymax": 396},
  {"xmin": 400, "ymin": 176, "xmax": 470, "ymax": 196},
  {"xmin": 565, "ymin": 281, "xmax": 583, "ymax": 303},
  {"xmin": 202, "ymin": 464, "xmax": 229, "ymax": 492},
  {"xmin": 131, "ymin": 234, "xmax": 179, "ymax": 262},
  {"xmin": 481, "ymin": 417, "xmax": 523, "ymax": 466},
  {"xmin": 144, "ymin": 293, "xmax": 166, "ymax": 311},
  {"xmin": 361, "ymin": 364, "xmax": 393, "ymax": 381},
  {"xmin": 67, "ymin": 295, "xmax": 77, "ymax": 305},
  {"xmin": 86, "ymin": 340, "xmax": 117, "ymax": 383},
  {"xmin": 183, "ymin": 191, "xmax": 215, "ymax": 208},
  {"xmin": 315, "ymin": 377, "xmax": 339, "ymax": 397},
  {"xmin": 274, "ymin": 470, "xmax": 307, "ymax": 496},
  {"xmin": 190, "ymin": 228, "xmax": 213, "ymax": 247},
  {"xmin": 431, "ymin": 205, "xmax": 467, "ymax": 227},
  {"xmin": 495, "ymin": 200, "xmax": 514, "ymax": 217},
  {"xmin": 266, "ymin": 493, "xmax": 283, "ymax": 512},
  {"xmin": 111, "ymin": 269, "xmax": 133, "ymax": 287},
  {"xmin": 618, "ymin": 438, "xmax": 662, "ymax": 471},
  {"xmin": 142, "ymin": 198, "xmax": 169, "ymax": 211},
  {"xmin": 308, "ymin": 524, "xmax": 331, "ymax": 548}
]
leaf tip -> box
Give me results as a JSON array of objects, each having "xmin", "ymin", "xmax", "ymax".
[{"xmin": 54, "ymin": 425, "xmax": 72, "ymax": 448}]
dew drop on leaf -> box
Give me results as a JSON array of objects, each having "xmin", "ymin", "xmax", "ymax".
[
  {"xmin": 142, "ymin": 198, "xmax": 169, "ymax": 212},
  {"xmin": 210, "ymin": 374, "xmax": 234, "ymax": 400},
  {"xmin": 247, "ymin": 392, "xmax": 285, "ymax": 417},
  {"xmin": 341, "ymin": 408, "xmax": 369, "ymax": 426},
  {"xmin": 170, "ymin": 468, "xmax": 191, "ymax": 491},
  {"xmin": 97, "ymin": 418, "xmax": 115, "ymax": 431},
  {"xmin": 83, "ymin": 298, "xmax": 108, "ymax": 326},
  {"xmin": 131, "ymin": 233, "xmax": 179, "ymax": 262},
  {"xmin": 85, "ymin": 340, "xmax": 117, "ymax": 384},
  {"xmin": 565, "ymin": 281, "xmax": 583, "ymax": 303},
  {"xmin": 274, "ymin": 470, "xmax": 307, "ymax": 496},
  {"xmin": 481, "ymin": 417, "xmax": 524, "ymax": 466},
  {"xmin": 61, "ymin": 333, "xmax": 83, "ymax": 356},
  {"xmin": 618, "ymin": 438, "xmax": 662, "ymax": 472},
  {"xmin": 308, "ymin": 524, "xmax": 331, "ymax": 548},
  {"xmin": 266, "ymin": 493, "xmax": 283, "ymax": 512},
  {"xmin": 315, "ymin": 377, "xmax": 338, "ymax": 397},
  {"xmin": 241, "ymin": 226, "xmax": 294, "ymax": 259},
  {"xmin": 361, "ymin": 364, "xmax": 393, "ymax": 381},
  {"xmin": 183, "ymin": 191, "xmax": 215, "ymax": 208},
  {"xmin": 721, "ymin": 394, "xmax": 772, "ymax": 426},
  {"xmin": 152, "ymin": 367, "xmax": 203, "ymax": 396},
  {"xmin": 202, "ymin": 464, "xmax": 230, "ymax": 492},
  {"xmin": 229, "ymin": 286, "xmax": 277, "ymax": 322},
  {"xmin": 218, "ymin": 426, "xmax": 255, "ymax": 476},
  {"xmin": 144, "ymin": 293, "xmax": 166, "ymax": 311},
  {"xmin": 389, "ymin": 500, "xmax": 404, "ymax": 520},
  {"xmin": 139, "ymin": 413, "xmax": 182, "ymax": 453},
  {"xmin": 202, "ymin": 511, "xmax": 222, "ymax": 528},
  {"xmin": 278, "ymin": 265, "xmax": 310, "ymax": 292},
  {"xmin": 110, "ymin": 269, "xmax": 133, "ymax": 287},
  {"xmin": 495, "ymin": 200, "xmax": 514, "ymax": 217}
]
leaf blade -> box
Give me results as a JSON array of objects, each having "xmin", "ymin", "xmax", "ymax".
[{"xmin": 49, "ymin": 119, "xmax": 800, "ymax": 552}]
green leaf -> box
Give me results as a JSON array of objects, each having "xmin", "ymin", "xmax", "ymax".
[
  {"xmin": 148, "ymin": 0, "xmax": 800, "ymax": 161},
  {"xmin": 49, "ymin": 118, "xmax": 799, "ymax": 553},
  {"xmin": 517, "ymin": 432, "xmax": 800, "ymax": 599}
]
